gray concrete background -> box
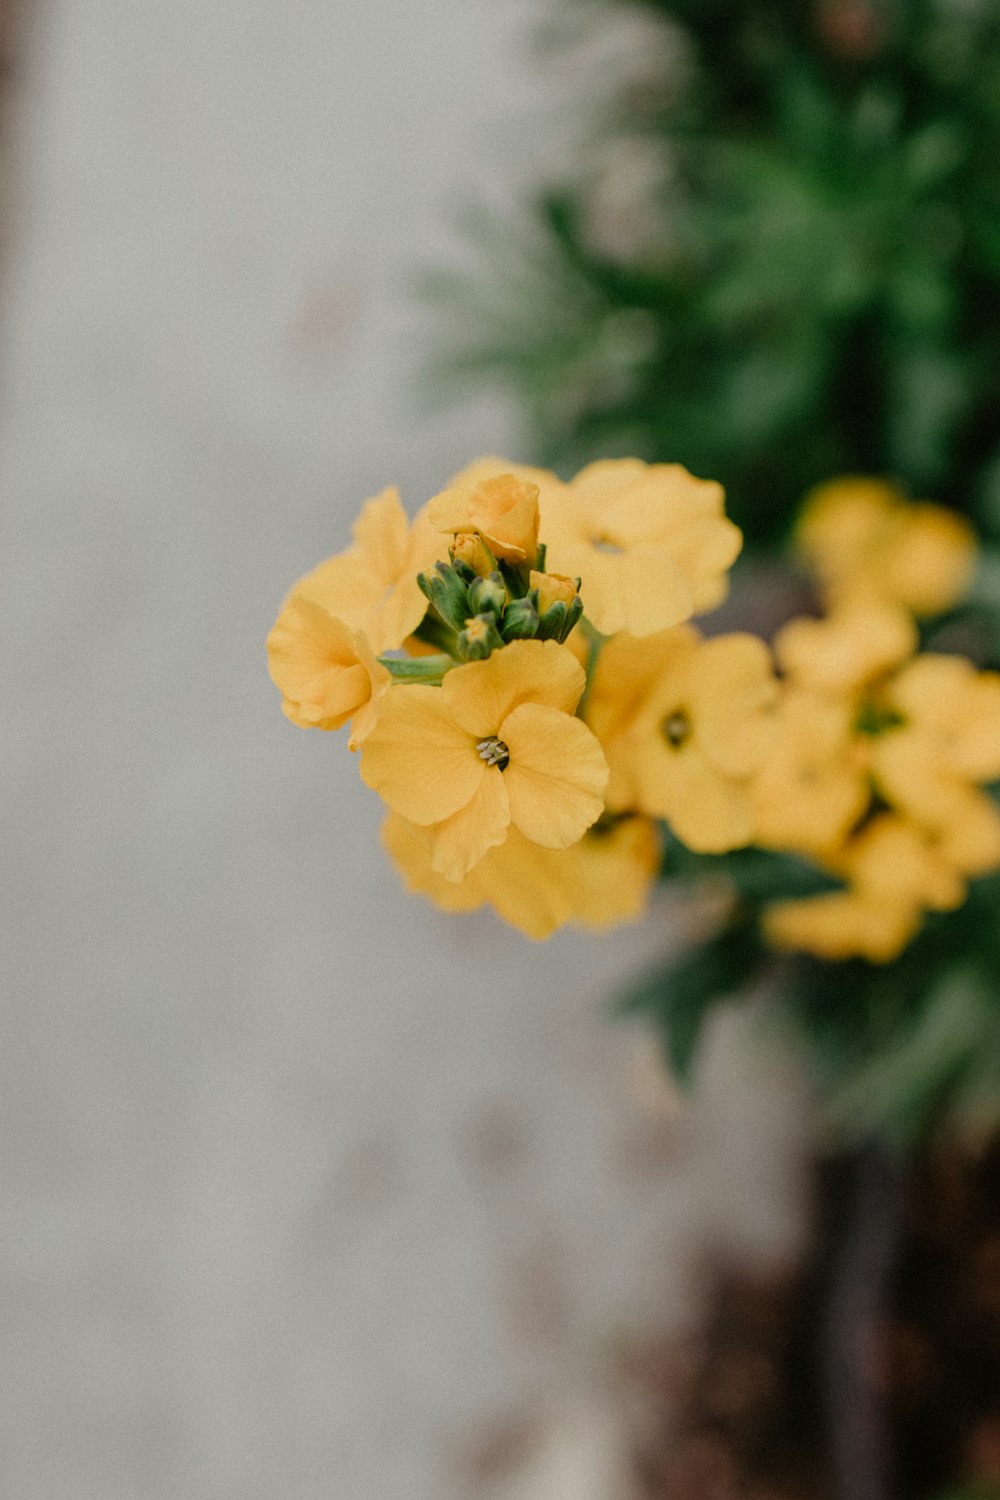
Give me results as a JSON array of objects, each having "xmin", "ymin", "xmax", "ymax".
[{"xmin": 0, "ymin": 4, "xmax": 804, "ymax": 1496}]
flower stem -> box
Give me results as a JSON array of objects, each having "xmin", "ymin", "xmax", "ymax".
[{"xmin": 378, "ymin": 653, "xmax": 453, "ymax": 685}]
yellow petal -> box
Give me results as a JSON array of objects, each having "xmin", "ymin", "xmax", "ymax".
[
  {"xmin": 267, "ymin": 596, "xmax": 379, "ymax": 730},
  {"xmin": 351, "ymin": 486, "xmax": 411, "ymax": 580},
  {"xmin": 688, "ymin": 634, "xmax": 778, "ymax": 777},
  {"xmin": 663, "ymin": 750, "xmax": 756, "ymax": 852},
  {"xmin": 763, "ymin": 891, "xmax": 922, "ymax": 963},
  {"xmin": 501, "ymin": 702, "xmax": 608, "ymax": 848},
  {"xmin": 429, "ymin": 770, "xmax": 511, "ymax": 882},
  {"xmin": 359, "ymin": 686, "xmax": 483, "ymax": 824},
  {"xmin": 381, "ymin": 813, "xmax": 486, "ymax": 914},
  {"xmin": 442, "ymin": 639, "xmax": 585, "ymax": 737},
  {"xmin": 427, "ymin": 471, "xmax": 540, "ymax": 564}
]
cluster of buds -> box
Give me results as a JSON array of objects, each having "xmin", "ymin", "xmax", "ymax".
[{"xmin": 415, "ymin": 542, "xmax": 583, "ymax": 663}]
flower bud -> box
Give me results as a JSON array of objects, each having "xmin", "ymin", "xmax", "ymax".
[
  {"xmin": 450, "ymin": 532, "xmax": 497, "ymax": 578},
  {"xmin": 457, "ymin": 613, "xmax": 504, "ymax": 661},
  {"xmin": 530, "ymin": 570, "xmax": 583, "ymax": 642},
  {"xmin": 467, "ymin": 571, "xmax": 507, "ymax": 618},
  {"xmin": 500, "ymin": 591, "xmax": 540, "ymax": 642},
  {"xmin": 416, "ymin": 561, "xmax": 471, "ymax": 632}
]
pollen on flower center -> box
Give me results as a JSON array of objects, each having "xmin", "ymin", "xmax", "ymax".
[
  {"xmin": 476, "ymin": 735, "xmax": 510, "ymax": 770},
  {"xmin": 662, "ymin": 709, "xmax": 691, "ymax": 748}
]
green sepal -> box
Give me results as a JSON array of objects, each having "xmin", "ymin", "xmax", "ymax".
[
  {"xmin": 378, "ymin": 652, "xmax": 454, "ymax": 685},
  {"xmin": 536, "ymin": 593, "xmax": 584, "ymax": 643}
]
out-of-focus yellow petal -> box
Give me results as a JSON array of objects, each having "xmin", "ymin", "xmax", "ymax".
[
  {"xmin": 776, "ymin": 600, "xmax": 917, "ymax": 696},
  {"xmin": 688, "ymin": 634, "xmax": 778, "ymax": 777},
  {"xmin": 763, "ymin": 890, "xmax": 922, "ymax": 963},
  {"xmin": 443, "ymin": 639, "xmax": 585, "ymax": 737},
  {"xmin": 428, "ymin": 770, "xmax": 511, "ymax": 882},
  {"xmin": 381, "ymin": 814, "xmax": 485, "ymax": 914},
  {"xmin": 751, "ymin": 690, "xmax": 869, "ymax": 856},
  {"xmin": 587, "ymin": 627, "xmax": 700, "ymax": 748},
  {"xmin": 501, "ymin": 703, "xmax": 608, "ymax": 848},
  {"xmin": 359, "ymin": 685, "xmax": 483, "ymax": 824},
  {"xmin": 845, "ymin": 814, "xmax": 965, "ymax": 912},
  {"xmin": 656, "ymin": 748, "xmax": 756, "ymax": 852}
]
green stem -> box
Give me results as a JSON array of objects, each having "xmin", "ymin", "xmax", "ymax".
[{"xmin": 378, "ymin": 653, "xmax": 454, "ymax": 685}]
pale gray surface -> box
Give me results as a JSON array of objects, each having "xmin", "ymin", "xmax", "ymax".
[{"xmin": 0, "ymin": 5, "xmax": 804, "ymax": 1497}]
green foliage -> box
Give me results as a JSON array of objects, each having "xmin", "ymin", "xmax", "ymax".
[{"xmin": 434, "ymin": 0, "xmax": 1000, "ymax": 542}]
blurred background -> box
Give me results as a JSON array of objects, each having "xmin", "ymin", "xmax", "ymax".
[{"xmin": 0, "ymin": 4, "xmax": 806, "ymax": 1497}]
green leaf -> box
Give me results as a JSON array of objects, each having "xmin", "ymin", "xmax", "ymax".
[{"xmin": 616, "ymin": 919, "xmax": 764, "ymax": 1086}]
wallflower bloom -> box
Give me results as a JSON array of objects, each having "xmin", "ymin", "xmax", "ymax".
[
  {"xmin": 382, "ymin": 811, "xmax": 660, "ymax": 939},
  {"xmin": 751, "ymin": 689, "xmax": 869, "ymax": 856},
  {"xmin": 427, "ymin": 470, "xmax": 540, "ymax": 565},
  {"xmin": 774, "ymin": 599, "xmax": 916, "ymax": 697},
  {"xmin": 294, "ymin": 487, "xmax": 445, "ymax": 652},
  {"xmin": 543, "ymin": 459, "xmax": 743, "ymax": 637},
  {"xmin": 796, "ymin": 477, "xmax": 975, "ymax": 616},
  {"xmin": 266, "ymin": 593, "xmax": 389, "ymax": 748},
  {"xmin": 359, "ymin": 640, "xmax": 608, "ymax": 881},
  {"xmin": 843, "ymin": 814, "xmax": 965, "ymax": 913},
  {"xmin": 588, "ymin": 627, "xmax": 777, "ymax": 852}
]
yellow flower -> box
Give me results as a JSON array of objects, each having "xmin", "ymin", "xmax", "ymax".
[
  {"xmin": 588, "ymin": 628, "xmax": 777, "ymax": 852},
  {"xmin": 427, "ymin": 470, "xmax": 540, "ymax": 565},
  {"xmin": 294, "ymin": 487, "xmax": 445, "ymax": 652},
  {"xmin": 266, "ymin": 592, "xmax": 389, "ymax": 748},
  {"xmin": 382, "ymin": 812, "xmax": 660, "ymax": 939},
  {"xmin": 774, "ymin": 599, "xmax": 917, "ymax": 697},
  {"xmin": 762, "ymin": 889, "xmax": 922, "ymax": 964},
  {"xmin": 543, "ymin": 459, "xmax": 743, "ymax": 637},
  {"xmin": 751, "ymin": 689, "xmax": 869, "ymax": 857},
  {"xmin": 359, "ymin": 640, "xmax": 609, "ymax": 881},
  {"xmin": 796, "ymin": 476, "xmax": 975, "ymax": 616},
  {"xmin": 843, "ymin": 813, "xmax": 965, "ymax": 913}
]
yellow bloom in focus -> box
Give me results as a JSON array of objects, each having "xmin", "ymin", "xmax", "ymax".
[
  {"xmin": 796, "ymin": 477, "xmax": 975, "ymax": 616},
  {"xmin": 382, "ymin": 812, "xmax": 660, "ymax": 939},
  {"xmin": 543, "ymin": 459, "xmax": 743, "ymax": 637},
  {"xmin": 266, "ymin": 593, "xmax": 389, "ymax": 748},
  {"xmin": 427, "ymin": 470, "xmax": 540, "ymax": 565},
  {"xmin": 450, "ymin": 532, "xmax": 497, "ymax": 577},
  {"xmin": 359, "ymin": 640, "xmax": 609, "ymax": 881},
  {"xmin": 774, "ymin": 599, "xmax": 916, "ymax": 697},
  {"xmin": 294, "ymin": 487, "xmax": 445, "ymax": 652},
  {"xmin": 751, "ymin": 689, "xmax": 869, "ymax": 857},
  {"xmin": 763, "ymin": 889, "xmax": 922, "ymax": 964},
  {"xmin": 588, "ymin": 628, "xmax": 777, "ymax": 852}
]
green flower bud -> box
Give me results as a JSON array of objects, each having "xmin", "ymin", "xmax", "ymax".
[
  {"xmin": 416, "ymin": 561, "xmax": 471, "ymax": 632},
  {"xmin": 537, "ymin": 593, "xmax": 584, "ymax": 643},
  {"xmin": 467, "ymin": 571, "xmax": 507, "ymax": 618},
  {"xmin": 457, "ymin": 613, "xmax": 504, "ymax": 661},
  {"xmin": 500, "ymin": 590, "xmax": 539, "ymax": 642}
]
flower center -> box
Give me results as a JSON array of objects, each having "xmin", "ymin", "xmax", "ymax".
[
  {"xmin": 591, "ymin": 532, "xmax": 623, "ymax": 555},
  {"xmin": 662, "ymin": 709, "xmax": 691, "ymax": 748},
  {"xmin": 476, "ymin": 735, "xmax": 510, "ymax": 770}
]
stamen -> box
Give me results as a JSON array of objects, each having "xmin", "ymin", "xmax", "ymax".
[
  {"xmin": 662, "ymin": 709, "xmax": 691, "ymax": 748},
  {"xmin": 476, "ymin": 736, "xmax": 510, "ymax": 770}
]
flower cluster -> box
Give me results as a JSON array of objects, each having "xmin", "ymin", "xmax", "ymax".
[
  {"xmin": 269, "ymin": 461, "xmax": 1000, "ymax": 961},
  {"xmin": 268, "ymin": 457, "xmax": 743, "ymax": 936},
  {"xmin": 758, "ymin": 478, "xmax": 999, "ymax": 963}
]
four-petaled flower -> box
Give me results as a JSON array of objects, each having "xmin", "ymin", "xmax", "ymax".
[{"xmin": 359, "ymin": 640, "xmax": 609, "ymax": 881}]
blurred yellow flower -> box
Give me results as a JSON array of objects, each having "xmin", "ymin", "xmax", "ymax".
[
  {"xmin": 294, "ymin": 487, "xmax": 444, "ymax": 652},
  {"xmin": 427, "ymin": 470, "xmax": 540, "ymax": 565},
  {"xmin": 382, "ymin": 811, "xmax": 660, "ymax": 939},
  {"xmin": 751, "ymin": 689, "xmax": 869, "ymax": 856},
  {"xmin": 843, "ymin": 813, "xmax": 965, "ymax": 913},
  {"xmin": 360, "ymin": 640, "xmax": 608, "ymax": 881},
  {"xmin": 775, "ymin": 599, "xmax": 916, "ymax": 697},
  {"xmin": 543, "ymin": 459, "xmax": 743, "ymax": 637},
  {"xmin": 762, "ymin": 889, "xmax": 922, "ymax": 964},
  {"xmin": 588, "ymin": 627, "xmax": 777, "ymax": 852},
  {"xmin": 796, "ymin": 476, "xmax": 975, "ymax": 616},
  {"xmin": 266, "ymin": 593, "xmax": 389, "ymax": 748}
]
